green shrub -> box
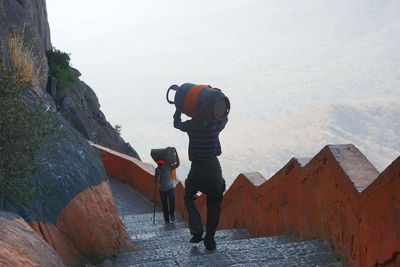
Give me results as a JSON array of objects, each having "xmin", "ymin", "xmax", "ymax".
[
  {"xmin": 46, "ymin": 48, "xmax": 75, "ymax": 90},
  {"xmin": 0, "ymin": 66, "xmax": 57, "ymax": 207},
  {"xmin": 115, "ymin": 124, "xmax": 122, "ymax": 135}
]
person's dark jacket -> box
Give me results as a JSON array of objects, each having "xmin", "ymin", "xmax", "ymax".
[
  {"xmin": 173, "ymin": 110, "xmax": 228, "ymax": 161},
  {"xmin": 155, "ymin": 164, "xmax": 174, "ymax": 191}
]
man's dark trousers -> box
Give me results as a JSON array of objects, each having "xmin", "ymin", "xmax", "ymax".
[
  {"xmin": 184, "ymin": 157, "xmax": 226, "ymax": 240},
  {"xmin": 160, "ymin": 189, "xmax": 175, "ymax": 222}
]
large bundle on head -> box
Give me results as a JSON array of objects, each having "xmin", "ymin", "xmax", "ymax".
[{"xmin": 150, "ymin": 147, "xmax": 179, "ymax": 168}]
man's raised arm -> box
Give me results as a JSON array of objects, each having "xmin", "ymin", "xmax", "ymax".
[{"xmin": 173, "ymin": 110, "xmax": 188, "ymax": 132}]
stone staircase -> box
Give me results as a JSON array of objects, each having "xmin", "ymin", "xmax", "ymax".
[{"xmin": 105, "ymin": 178, "xmax": 343, "ymax": 267}]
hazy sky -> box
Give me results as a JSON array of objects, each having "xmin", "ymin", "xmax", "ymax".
[{"xmin": 47, "ymin": 0, "xmax": 400, "ymax": 184}]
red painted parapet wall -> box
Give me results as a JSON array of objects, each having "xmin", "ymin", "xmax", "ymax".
[{"xmin": 92, "ymin": 143, "xmax": 400, "ymax": 267}]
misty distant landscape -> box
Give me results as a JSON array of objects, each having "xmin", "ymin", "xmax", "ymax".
[
  {"xmin": 47, "ymin": 0, "xmax": 400, "ymax": 186},
  {"xmin": 220, "ymin": 99, "xmax": 400, "ymax": 181}
]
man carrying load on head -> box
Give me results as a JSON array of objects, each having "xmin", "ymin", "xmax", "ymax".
[{"xmin": 173, "ymin": 108, "xmax": 228, "ymax": 251}]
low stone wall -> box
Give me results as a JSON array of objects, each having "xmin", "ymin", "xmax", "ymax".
[{"xmin": 93, "ymin": 143, "xmax": 400, "ymax": 267}]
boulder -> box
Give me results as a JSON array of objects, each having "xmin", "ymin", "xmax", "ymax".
[
  {"xmin": 2, "ymin": 110, "xmax": 134, "ymax": 266},
  {"xmin": 0, "ymin": 211, "xmax": 65, "ymax": 267}
]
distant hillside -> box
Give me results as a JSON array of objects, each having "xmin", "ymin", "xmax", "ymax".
[{"xmin": 220, "ymin": 99, "xmax": 400, "ymax": 183}]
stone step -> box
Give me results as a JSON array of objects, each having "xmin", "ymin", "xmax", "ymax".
[
  {"xmin": 181, "ymin": 251, "xmax": 341, "ymax": 267},
  {"xmin": 108, "ymin": 178, "xmax": 159, "ymax": 217},
  {"xmin": 124, "ymin": 256, "xmax": 342, "ymax": 267},
  {"xmin": 122, "ymin": 220, "xmax": 188, "ymax": 237},
  {"xmin": 121, "ymin": 212, "xmax": 188, "ymax": 237},
  {"xmin": 120, "ymin": 259, "xmax": 177, "ymax": 267},
  {"xmin": 228, "ymin": 264, "xmax": 341, "ymax": 267},
  {"xmin": 226, "ymin": 240, "xmax": 342, "ymax": 266},
  {"xmin": 113, "ymin": 237, "xmax": 341, "ymax": 267},
  {"xmin": 121, "ymin": 212, "xmax": 182, "ymax": 224},
  {"xmin": 114, "ymin": 235, "xmax": 298, "ymax": 266},
  {"xmin": 134, "ymin": 228, "xmax": 251, "ymax": 250},
  {"xmin": 128, "ymin": 222, "xmax": 189, "ymax": 240}
]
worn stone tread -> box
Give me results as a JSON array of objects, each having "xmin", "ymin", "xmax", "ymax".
[
  {"xmin": 229, "ymin": 246, "xmax": 340, "ymax": 265},
  {"xmin": 131, "ymin": 224, "xmax": 247, "ymax": 240},
  {"xmin": 255, "ymin": 253, "xmax": 342, "ymax": 267},
  {"xmin": 122, "ymin": 221, "xmax": 188, "ymax": 238},
  {"xmin": 114, "ymin": 235, "xmax": 297, "ymax": 265},
  {"xmin": 276, "ymin": 239, "xmax": 335, "ymax": 257},
  {"xmin": 123, "ymin": 259, "xmax": 177, "ymax": 267},
  {"xmin": 113, "ymin": 236, "xmax": 341, "ymax": 266},
  {"xmin": 180, "ymin": 250, "xmax": 340, "ymax": 267},
  {"xmin": 121, "ymin": 212, "xmax": 176, "ymax": 223},
  {"xmin": 134, "ymin": 228, "xmax": 251, "ymax": 250},
  {"xmin": 108, "ymin": 178, "xmax": 158, "ymax": 216}
]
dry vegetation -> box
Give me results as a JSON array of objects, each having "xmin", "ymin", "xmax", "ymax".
[{"xmin": 8, "ymin": 30, "xmax": 40, "ymax": 88}]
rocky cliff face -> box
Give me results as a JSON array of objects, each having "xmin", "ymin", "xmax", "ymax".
[
  {"xmin": 0, "ymin": 0, "xmax": 137, "ymax": 265},
  {"xmin": 1, "ymin": 0, "xmax": 139, "ymax": 159},
  {"xmin": 0, "ymin": 0, "xmax": 50, "ymax": 89},
  {"xmin": 48, "ymin": 69, "xmax": 140, "ymax": 159}
]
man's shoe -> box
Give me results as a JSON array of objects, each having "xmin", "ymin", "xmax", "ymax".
[
  {"xmin": 204, "ymin": 237, "xmax": 216, "ymax": 250},
  {"xmin": 189, "ymin": 235, "xmax": 204, "ymax": 243},
  {"xmin": 170, "ymin": 214, "xmax": 175, "ymax": 223}
]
